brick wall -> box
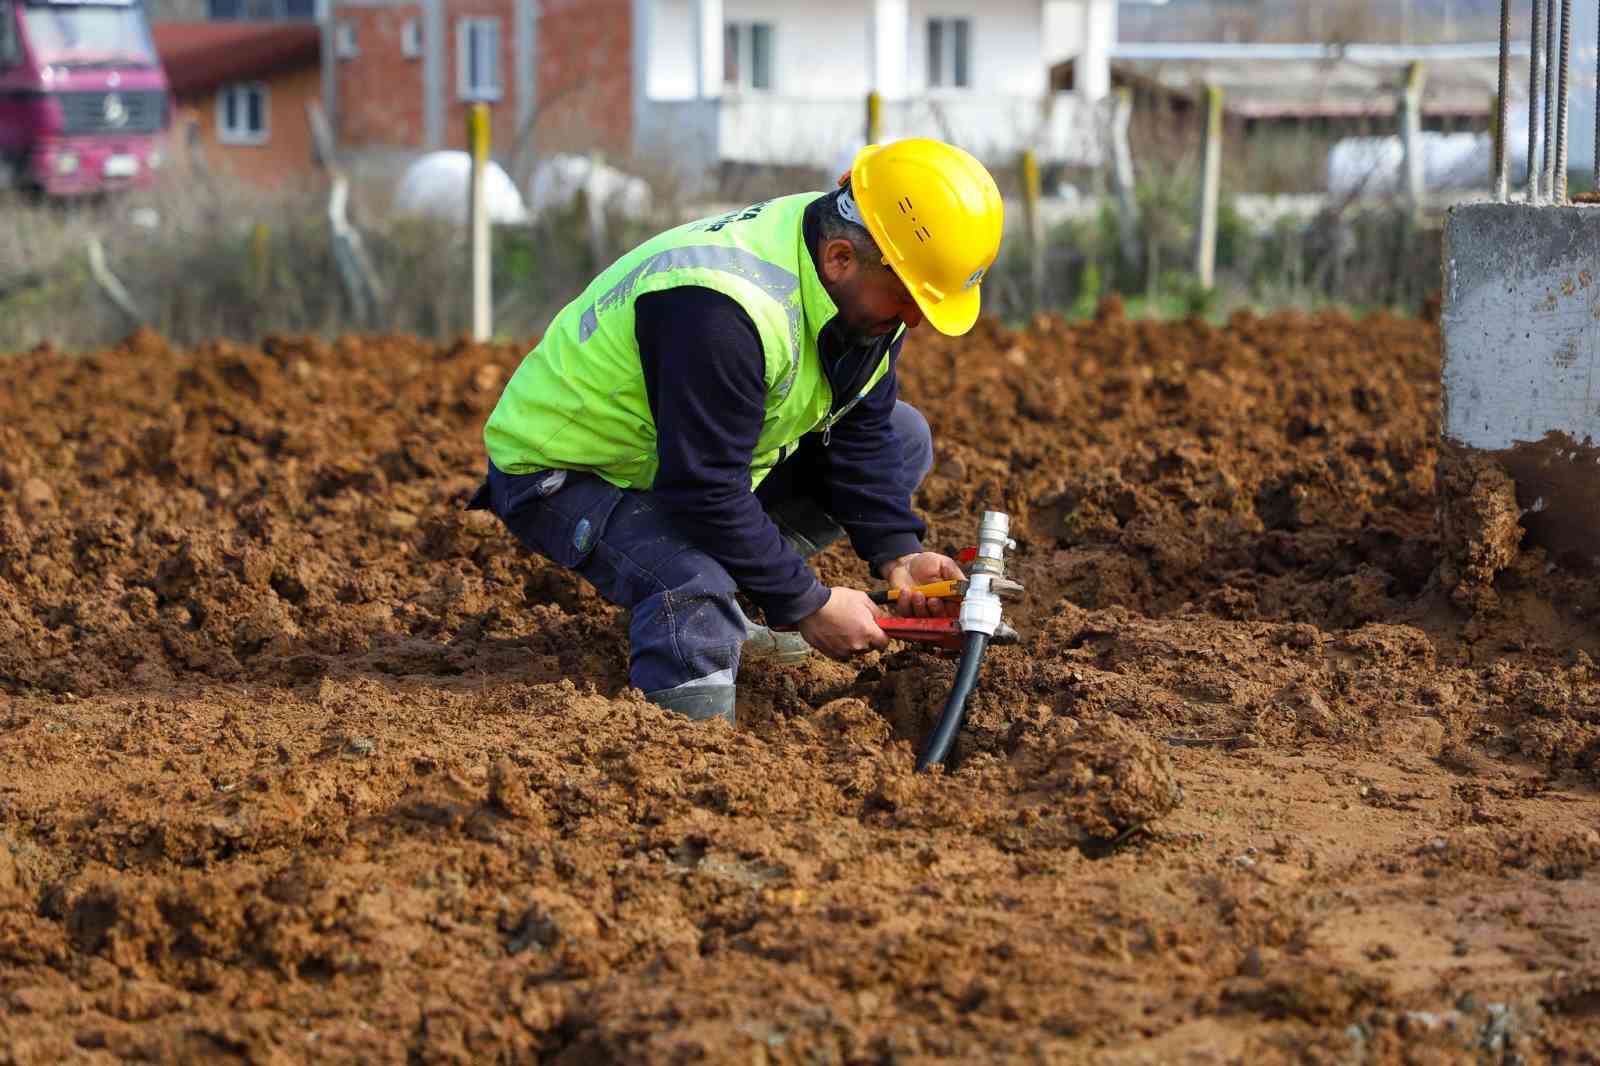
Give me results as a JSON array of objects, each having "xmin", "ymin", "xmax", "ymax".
[
  {"xmin": 533, "ymin": 0, "xmax": 632, "ymax": 159},
  {"xmin": 336, "ymin": 4, "xmax": 426, "ymax": 150},
  {"xmin": 332, "ymin": 0, "xmax": 635, "ymax": 163}
]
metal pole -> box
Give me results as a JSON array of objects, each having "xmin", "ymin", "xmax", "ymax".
[
  {"xmin": 468, "ymin": 103, "xmax": 492, "ymax": 342},
  {"xmin": 1528, "ymin": 0, "xmax": 1544, "ymax": 199},
  {"xmin": 1021, "ymin": 148, "xmax": 1045, "ymax": 308},
  {"xmin": 1544, "ymin": 0, "xmax": 1559, "ymax": 196},
  {"xmin": 1556, "ymin": 0, "xmax": 1573, "ymax": 201},
  {"xmin": 1494, "ymin": 0, "xmax": 1512, "ymax": 199},
  {"xmin": 1194, "ymin": 83, "xmax": 1223, "ymax": 289}
]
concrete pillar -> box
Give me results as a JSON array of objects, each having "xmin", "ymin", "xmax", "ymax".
[
  {"xmin": 630, "ymin": 0, "xmax": 654, "ymax": 161},
  {"xmin": 423, "ymin": 0, "xmax": 444, "ymax": 150},
  {"xmin": 516, "ymin": 0, "xmax": 540, "ymax": 157},
  {"xmin": 871, "ymin": 0, "xmax": 909, "ymax": 100},
  {"xmin": 1441, "ymin": 202, "xmax": 1600, "ymax": 566},
  {"xmin": 1108, "ymin": 88, "xmax": 1139, "ymax": 271},
  {"xmin": 1079, "ymin": 0, "xmax": 1116, "ymax": 101},
  {"xmin": 319, "ymin": 0, "xmax": 337, "ymax": 143},
  {"xmin": 695, "ymin": 0, "xmax": 723, "ymax": 98}
]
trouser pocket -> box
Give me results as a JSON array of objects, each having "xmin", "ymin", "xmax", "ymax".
[{"xmin": 487, "ymin": 465, "xmax": 622, "ymax": 569}]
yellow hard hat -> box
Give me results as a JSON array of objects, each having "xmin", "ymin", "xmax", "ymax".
[{"xmin": 849, "ymin": 138, "xmax": 1004, "ymax": 337}]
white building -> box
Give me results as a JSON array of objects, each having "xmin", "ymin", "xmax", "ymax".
[{"xmin": 632, "ymin": 0, "xmax": 1153, "ymax": 182}]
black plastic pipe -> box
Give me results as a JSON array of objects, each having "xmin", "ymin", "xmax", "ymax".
[{"xmin": 915, "ymin": 631, "xmax": 990, "ymax": 772}]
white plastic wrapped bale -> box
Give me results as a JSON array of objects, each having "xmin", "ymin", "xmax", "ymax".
[
  {"xmin": 392, "ymin": 151, "xmax": 529, "ymax": 226},
  {"xmin": 526, "ymin": 154, "xmax": 653, "ymax": 222},
  {"xmin": 1326, "ymin": 132, "xmax": 1511, "ymax": 198}
]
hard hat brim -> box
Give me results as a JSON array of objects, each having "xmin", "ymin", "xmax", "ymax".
[{"xmin": 912, "ymin": 281, "xmax": 981, "ymax": 337}]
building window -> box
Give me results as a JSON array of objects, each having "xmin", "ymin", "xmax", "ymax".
[
  {"xmin": 723, "ymin": 21, "xmax": 772, "ymax": 92},
  {"xmin": 457, "ymin": 17, "xmax": 501, "ymax": 101},
  {"xmin": 401, "ymin": 17, "xmax": 421, "ymax": 60},
  {"xmin": 216, "ymin": 82, "xmax": 268, "ymax": 145},
  {"xmin": 927, "ymin": 17, "xmax": 970, "ymax": 89}
]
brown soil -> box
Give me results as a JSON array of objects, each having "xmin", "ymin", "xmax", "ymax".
[{"xmin": 3, "ymin": 306, "xmax": 1599, "ymax": 1064}]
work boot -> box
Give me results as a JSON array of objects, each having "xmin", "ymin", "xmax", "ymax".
[
  {"xmin": 737, "ymin": 603, "xmax": 813, "ymax": 664},
  {"xmin": 645, "ymin": 684, "xmax": 737, "ymax": 725},
  {"xmin": 764, "ymin": 499, "xmax": 847, "ymax": 560}
]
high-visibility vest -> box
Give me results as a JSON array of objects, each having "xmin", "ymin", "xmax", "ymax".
[{"xmin": 484, "ymin": 193, "xmax": 895, "ymax": 489}]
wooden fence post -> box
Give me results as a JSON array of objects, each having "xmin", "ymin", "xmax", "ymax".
[
  {"xmin": 1107, "ymin": 88, "xmax": 1140, "ymax": 280},
  {"xmin": 306, "ymin": 100, "xmax": 383, "ymax": 326},
  {"xmin": 1194, "ymin": 82, "xmax": 1223, "ymax": 290},
  {"xmin": 1399, "ymin": 61, "xmax": 1427, "ymax": 221},
  {"xmin": 86, "ymin": 237, "xmax": 145, "ymax": 325},
  {"xmin": 1021, "ymin": 148, "xmax": 1045, "ymax": 311},
  {"xmin": 251, "ymin": 222, "xmax": 271, "ymax": 295}
]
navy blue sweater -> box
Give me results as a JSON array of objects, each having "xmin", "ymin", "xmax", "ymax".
[{"xmin": 633, "ymin": 198, "xmax": 925, "ymax": 626}]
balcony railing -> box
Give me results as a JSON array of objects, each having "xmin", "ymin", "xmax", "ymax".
[{"xmin": 636, "ymin": 92, "xmax": 1116, "ymax": 180}]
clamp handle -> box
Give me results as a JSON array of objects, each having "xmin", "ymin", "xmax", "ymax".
[{"xmin": 868, "ymin": 579, "xmax": 963, "ymax": 606}]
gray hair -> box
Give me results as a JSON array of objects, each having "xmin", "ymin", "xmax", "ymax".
[{"xmin": 818, "ymin": 183, "xmax": 885, "ymax": 269}]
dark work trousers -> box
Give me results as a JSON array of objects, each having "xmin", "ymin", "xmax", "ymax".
[{"xmin": 472, "ymin": 401, "xmax": 934, "ymax": 724}]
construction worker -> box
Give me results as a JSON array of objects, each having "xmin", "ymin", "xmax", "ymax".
[{"xmin": 469, "ymin": 138, "xmax": 1004, "ymax": 724}]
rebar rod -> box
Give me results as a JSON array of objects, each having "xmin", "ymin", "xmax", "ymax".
[
  {"xmin": 1528, "ymin": 0, "xmax": 1545, "ymax": 199},
  {"xmin": 1556, "ymin": 0, "xmax": 1573, "ymax": 201},
  {"xmin": 1543, "ymin": 0, "xmax": 1559, "ymax": 196},
  {"xmin": 1494, "ymin": 0, "xmax": 1512, "ymax": 198}
]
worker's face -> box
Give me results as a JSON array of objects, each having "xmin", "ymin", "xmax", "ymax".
[{"xmin": 820, "ymin": 238, "xmax": 925, "ymax": 338}]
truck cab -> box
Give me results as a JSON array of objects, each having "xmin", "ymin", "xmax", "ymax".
[{"xmin": 0, "ymin": 0, "xmax": 171, "ymax": 195}]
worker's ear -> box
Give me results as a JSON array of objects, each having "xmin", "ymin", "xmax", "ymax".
[
  {"xmin": 818, "ymin": 237, "xmax": 860, "ymax": 284},
  {"xmin": 836, "ymin": 169, "xmax": 851, "ymax": 188}
]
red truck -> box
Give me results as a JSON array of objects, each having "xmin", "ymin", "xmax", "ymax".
[{"xmin": 0, "ymin": 0, "xmax": 171, "ymax": 195}]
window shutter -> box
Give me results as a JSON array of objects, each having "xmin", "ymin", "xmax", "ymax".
[{"xmin": 953, "ymin": 19, "xmax": 969, "ymax": 88}]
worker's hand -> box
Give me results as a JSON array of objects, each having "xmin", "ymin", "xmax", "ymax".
[
  {"xmin": 881, "ymin": 552, "xmax": 966, "ymax": 618},
  {"xmin": 798, "ymin": 588, "xmax": 890, "ymax": 661}
]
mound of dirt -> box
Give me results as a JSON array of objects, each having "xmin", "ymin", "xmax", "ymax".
[{"xmin": 2, "ymin": 306, "xmax": 1599, "ymax": 1062}]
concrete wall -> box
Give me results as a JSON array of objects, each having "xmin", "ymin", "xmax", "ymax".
[
  {"xmin": 644, "ymin": 0, "xmax": 881, "ymax": 102},
  {"xmin": 645, "ymin": 0, "xmax": 1054, "ymax": 101},
  {"xmin": 644, "ymin": 0, "xmax": 695, "ymax": 99},
  {"xmin": 1441, "ymin": 201, "xmax": 1600, "ymax": 567},
  {"xmin": 907, "ymin": 0, "xmax": 1045, "ymax": 95}
]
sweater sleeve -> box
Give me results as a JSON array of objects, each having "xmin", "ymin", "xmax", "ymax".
[
  {"xmin": 812, "ymin": 340, "xmax": 926, "ymax": 573},
  {"xmin": 635, "ymin": 287, "xmax": 831, "ymax": 625}
]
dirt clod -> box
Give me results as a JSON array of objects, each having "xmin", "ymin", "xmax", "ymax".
[{"xmin": 3, "ymin": 312, "xmax": 1598, "ymax": 1061}]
